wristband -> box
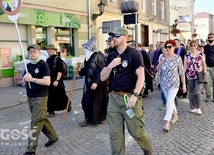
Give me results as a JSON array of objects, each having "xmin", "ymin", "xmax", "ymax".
[
  {"xmin": 133, "ymin": 92, "xmax": 139, "ymax": 97},
  {"xmin": 56, "ymin": 80, "xmax": 60, "ymax": 82}
]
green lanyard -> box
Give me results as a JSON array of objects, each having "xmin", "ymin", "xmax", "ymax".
[{"xmin": 123, "ymin": 94, "xmax": 129, "ymax": 108}]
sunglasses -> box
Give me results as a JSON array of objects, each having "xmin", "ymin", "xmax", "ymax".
[
  {"xmin": 165, "ymin": 45, "xmax": 172, "ymax": 49},
  {"xmin": 190, "ymin": 45, "xmax": 196, "ymax": 47},
  {"xmin": 112, "ymin": 34, "xmax": 122, "ymax": 38},
  {"xmin": 208, "ymin": 37, "xmax": 213, "ymax": 39}
]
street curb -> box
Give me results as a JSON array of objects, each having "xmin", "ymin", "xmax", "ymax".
[{"xmin": 0, "ymin": 87, "xmax": 83, "ymax": 111}]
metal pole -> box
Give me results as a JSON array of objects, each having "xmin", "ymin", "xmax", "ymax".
[
  {"xmin": 88, "ymin": 0, "xmax": 91, "ymax": 39},
  {"xmin": 135, "ymin": 13, "xmax": 138, "ymax": 43},
  {"xmin": 97, "ymin": 27, "xmax": 103, "ymax": 49},
  {"xmin": 15, "ymin": 21, "xmax": 31, "ymax": 89}
]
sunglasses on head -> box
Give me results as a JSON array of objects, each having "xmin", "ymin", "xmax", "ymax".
[
  {"xmin": 165, "ymin": 45, "xmax": 172, "ymax": 49},
  {"xmin": 112, "ymin": 34, "xmax": 122, "ymax": 38}
]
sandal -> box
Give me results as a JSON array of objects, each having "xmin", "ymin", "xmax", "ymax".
[
  {"xmin": 163, "ymin": 125, "xmax": 170, "ymax": 131},
  {"xmin": 171, "ymin": 116, "xmax": 178, "ymax": 124},
  {"xmin": 79, "ymin": 120, "xmax": 91, "ymax": 127}
]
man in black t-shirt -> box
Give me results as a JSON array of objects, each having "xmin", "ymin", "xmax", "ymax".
[
  {"xmin": 204, "ymin": 33, "xmax": 214, "ymax": 102},
  {"xmin": 23, "ymin": 44, "xmax": 58, "ymax": 155},
  {"xmin": 100, "ymin": 27, "xmax": 152, "ymax": 155}
]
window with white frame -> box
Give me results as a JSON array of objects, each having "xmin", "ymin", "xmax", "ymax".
[
  {"xmin": 152, "ymin": 0, "xmax": 157, "ymax": 15},
  {"xmin": 141, "ymin": 0, "xmax": 146, "ymax": 13},
  {"xmin": 108, "ymin": 0, "xmax": 116, "ymax": 4},
  {"xmin": 161, "ymin": 1, "xmax": 165, "ymax": 19}
]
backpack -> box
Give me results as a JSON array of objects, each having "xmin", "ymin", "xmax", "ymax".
[{"xmin": 54, "ymin": 56, "xmax": 68, "ymax": 80}]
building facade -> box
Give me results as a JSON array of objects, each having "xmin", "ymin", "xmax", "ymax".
[
  {"xmin": 169, "ymin": 0, "xmax": 195, "ymax": 43},
  {"xmin": 92, "ymin": 0, "xmax": 170, "ymax": 51},
  {"xmin": 195, "ymin": 12, "xmax": 214, "ymax": 41},
  {"xmin": 0, "ymin": 0, "xmax": 93, "ymax": 87}
]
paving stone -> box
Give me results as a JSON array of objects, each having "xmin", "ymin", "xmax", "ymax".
[{"xmin": 0, "ymin": 87, "xmax": 214, "ymax": 155}]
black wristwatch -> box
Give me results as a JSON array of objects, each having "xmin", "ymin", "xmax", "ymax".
[{"xmin": 133, "ymin": 92, "xmax": 139, "ymax": 97}]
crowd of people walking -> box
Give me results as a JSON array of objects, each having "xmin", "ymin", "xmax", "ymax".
[{"xmin": 21, "ymin": 26, "xmax": 214, "ymax": 155}]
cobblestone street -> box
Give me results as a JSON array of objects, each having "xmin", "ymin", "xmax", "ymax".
[{"xmin": 0, "ymin": 86, "xmax": 214, "ymax": 155}]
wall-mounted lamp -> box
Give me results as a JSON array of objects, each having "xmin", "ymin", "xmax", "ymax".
[
  {"xmin": 172, "ymin": 19, "xmax": 178, "ymax": 28},
  {"xmin": 92, "ymin": 0, "xmax": 105, "ymax": 20}
]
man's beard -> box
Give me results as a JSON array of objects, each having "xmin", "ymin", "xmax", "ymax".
[
  {"xmin": 114, "ymin": 41, "xmax": 123, "ymax": 47},
  {"xmin": 208, "ymin": 40, "xmax": 213, "ymax": 44}
]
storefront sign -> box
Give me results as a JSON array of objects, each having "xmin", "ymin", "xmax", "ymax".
[
  {"xmin": 0, "ymin": 48, "xmax": 12, "ymax": 69},
  {"xmin": 0, "ymin": 7, "xmax": 81, "ymax": 28}
]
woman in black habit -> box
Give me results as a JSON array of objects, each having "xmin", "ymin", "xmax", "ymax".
[
  {"xmin": 140, "ymin": 47, "xmax": 154, "ymax": 97},
  {"xmin": 46, "ymin": 44, "xmax": 69, "ymax": 117}
]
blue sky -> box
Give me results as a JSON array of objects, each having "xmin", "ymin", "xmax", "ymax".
[{"xmin": 195, "ymin": 0, "xmax": 214, "ymax": 14}]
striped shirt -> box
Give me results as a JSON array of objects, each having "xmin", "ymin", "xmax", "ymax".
[{"xmin": 161, "ymin": 55, "xmax": 184, "ymax": 90}]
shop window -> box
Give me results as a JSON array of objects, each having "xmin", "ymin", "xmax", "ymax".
[
  {"xmin": 102, "ymin": 20, "xmax": 121, "ymax": 33},
  {"xmin": 36, "ymin": 26, "xmax": 47, "ymax": 50},
  {"xmin": 55, "ymin": 28, "xmax": 74, "ymax": 56}
]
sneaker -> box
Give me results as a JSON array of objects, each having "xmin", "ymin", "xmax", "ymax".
[
  {"xmin": 159, "ymin": 105, "xmax": 166, "ymax": 110},
  {"xmin": 190, "ymin": 109, "xmax": 197, "ymax": 113},
  {"xmin": 205, "ymin": 95, "xmax": 211, "ymax": 102},
  {"xmin": 197, "ymin": 109, "xmax": 202, "ymax": 115}
]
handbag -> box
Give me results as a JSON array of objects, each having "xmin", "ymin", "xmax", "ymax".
[{"xmin": 196, "ymin": 71, "xmax": 204, "ymax": 83}]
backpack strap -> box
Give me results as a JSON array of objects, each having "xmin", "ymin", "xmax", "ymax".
[
  {"xmin": 94, "ymin": 51, "xmax": 105, "ymax": 70},
  {"xmin": 54, "ymin": 56, "xmax": 58, "ymax": 67}
]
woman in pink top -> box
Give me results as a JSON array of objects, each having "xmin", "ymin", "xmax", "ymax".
[{"xmin": 184, "ymin": 40, "xmax": 207, "ymax": 115}]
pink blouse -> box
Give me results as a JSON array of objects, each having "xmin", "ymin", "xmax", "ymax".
[{"xmin": 185, "ymin": 52, "xmax": 204, "ymax": 79}]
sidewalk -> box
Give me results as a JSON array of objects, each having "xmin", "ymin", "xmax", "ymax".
[{"xmin": 0, "ymin": 78, "xmax": 84, "ymax": 110}]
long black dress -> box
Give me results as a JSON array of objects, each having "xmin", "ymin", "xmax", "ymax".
[
  {"xmin": 79, "ymin": 52, "xmax": 107, "ymax": 124},
  {"xmin": 46, "ymin": 55, "xmax": 68, "ymax": 113},
  {"xmin": 141, "ymin": 50, "xmax": 153, "ymax": 96}
]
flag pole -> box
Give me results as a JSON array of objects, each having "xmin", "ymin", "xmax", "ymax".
[{"xmin": 14, "ymin": 21, "xmax": 31, "ymax": 89}]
